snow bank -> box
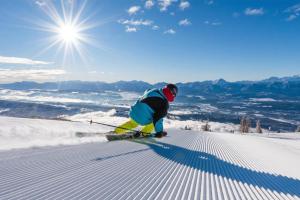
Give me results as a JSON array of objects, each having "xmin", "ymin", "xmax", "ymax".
[
  {"xmin": 1, "ymin": 109, "xmax": 297, "ymax": 151},
  {"xmin": 0, "ymin": 109, "xmax": 242, "ymax": 151},
  {"xmin": 0, "ymin": 116, "xmax": 108, "ymax": 151}
]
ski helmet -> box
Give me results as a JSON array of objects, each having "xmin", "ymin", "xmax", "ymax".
[{"xmin": 163, "ymin": 83, "xmax": 178, "ymax": 102}]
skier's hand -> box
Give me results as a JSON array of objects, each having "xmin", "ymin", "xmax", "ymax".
[
  {"xmin": 133, "ymin": 131, "xmax": 141, "ymax": 138},
  {"xmin": 154, "ymin": 131, "xmax": 167, "ymax": 138}
]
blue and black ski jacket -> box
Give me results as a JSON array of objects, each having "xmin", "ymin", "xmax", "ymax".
[{"xmin": 129, "ymin": 88, "xmax": 169, "ymax": 133}]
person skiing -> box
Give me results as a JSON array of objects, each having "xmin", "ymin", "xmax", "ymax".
[{"xmin": 114, "ymin": 83, "xmax": 178, "ymax": 138}]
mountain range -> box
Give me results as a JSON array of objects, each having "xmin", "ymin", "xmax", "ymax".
[{"xmin": 0, "ymin": 75, "xmax": 299, "ymax": 99}]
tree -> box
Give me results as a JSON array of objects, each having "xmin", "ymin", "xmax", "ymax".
[
  {"xmin": 256, "ymin": 120, "xmax": 263, "ymax": 134},
  {"xmin": 240, "ymin": 116, "xmax": 251, "ymax": 133},
  {"xmin": 184, "ymin": 125, "xmax": 192, "ymax": 130},
  {"xmin": 240, "ymin": 117, "xmax": 246, "ymax": 133},
  {"xmin": 201, "ymin": 121, "xmax": 211, "ymax": 132}
]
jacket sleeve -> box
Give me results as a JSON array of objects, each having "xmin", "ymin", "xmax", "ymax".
[{"xmin": 154, "ymin": 118, "xmax": 163, "ymax": 133}]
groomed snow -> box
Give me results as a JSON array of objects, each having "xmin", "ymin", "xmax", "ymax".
[{"xmin": 0, "ymin": 116, "xmax": 299, "ymax": 199}]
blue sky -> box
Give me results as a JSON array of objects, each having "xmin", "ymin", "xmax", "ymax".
[{"xmin": 0, "ymin": 0, "xmax": 299, "ymax": 83}]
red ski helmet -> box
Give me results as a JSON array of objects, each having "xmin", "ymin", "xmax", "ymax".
[{"xmin": 162, "ymin": 83, "xmax": 178, "ymax": 102}]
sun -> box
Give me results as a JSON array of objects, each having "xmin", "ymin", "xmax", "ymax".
[
  {"xmin": 57, "ymin": 23, "xmax": 80, "ymax": 44},
  {"xmin": 35, "ymin": 0, "xmax": 96, "ymax": 63}
]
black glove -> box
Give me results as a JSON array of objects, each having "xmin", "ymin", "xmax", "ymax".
[
  {"xmin": 154, "ymin": 131, "xmax": 167, "ymax": 138},
  {"xmin": 133, "ymin": 131, "xmax": 141, "ymax": 138}
]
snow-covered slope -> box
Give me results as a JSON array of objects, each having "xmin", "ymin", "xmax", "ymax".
[
  {"xmin": 0, "ymin": 116, "xmax": 108, "ymax": 151},
  {"xmin": 0, "ymin": 115, "xmax": 242, "ymax": 151},
  {"xmin": 0, "ymin": 124, "xmax": 299, "ymax": 199}
]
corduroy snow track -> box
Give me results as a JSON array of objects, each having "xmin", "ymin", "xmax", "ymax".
[{"xmin": 0, "ymin": 130, "xmax": 299, "ymax": 200}]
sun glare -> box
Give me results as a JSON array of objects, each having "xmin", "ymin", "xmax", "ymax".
[
  {"xmin": 36, "ymin": 0, "xmax": 96, "ymax": 63},
  {"xmin": 58, "ymin": 23, "xmax": 80, "ymax": 43}
]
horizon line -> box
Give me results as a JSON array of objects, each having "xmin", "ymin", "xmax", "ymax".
[{"xmin": 0, "ymin": 74, "xmax": 299, "ymax": 85}]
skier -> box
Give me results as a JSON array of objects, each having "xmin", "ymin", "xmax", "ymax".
[{"xmin": 114, "ymin": 83, "xmax": 178, "ymax": 138}]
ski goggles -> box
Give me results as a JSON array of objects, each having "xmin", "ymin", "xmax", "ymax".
[{"xmin": 170, "ymin": 87, "xmax": 178, "ymax": 97}]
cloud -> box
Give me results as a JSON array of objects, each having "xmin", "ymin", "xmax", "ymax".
[
  {"xmin": 119, "ymin": 19, "xmax": 154, "ymax": 33},
  {"xmin": 164, "ymin": 29, "xmax": 176, "ymax": 34},
  {"xmin": 286, "ymin": 14, "xmax": 298, "ymax": 21},
  {"xmin": 285, "ymin": 4, "xmax": 300, "ymax": 13},
  {"xmin": 285, "ymin": 4, "xmax": 300, "ymax": 21},
  {"xmin": 0, "ymin": 68, "xmax": 66, "ymax": 82},
  {"xmin": 211, "ymin": 22, "xmax": 221, "ymax": 26},
  {"xmin": 125, "ymin": 26, "xmax": 137, "ymax": 32},
  {"xmin": 204, "ymin": 21, "xmax": 222, "ymax": 26},
  {"xmin": 179, "ymin": 19, "xmax": 191, "ymax": 26},
  {"xmin": 35, "ymin": 0, "xmax": 46, "ymax": 7},
  {"xmin": 88, "ymin": 70, "xmax": 104, "ymax": 74},
  {"xmin": 0, "ymin": 56, "xmax": 52, "ymax": 65},
  {"xmin": 179, "ymin": 1, "xmax": 190, "ymax": 10},
  {"xmin": 119, "ymin": 19, "xmax": 153, "ymax": 26},
  {"xmin": 205, "ymin": 0, "xmax": 214, "ymax": 5},
  {"xmin": 244, "ymin": 8, "xmax": 264, "ymax": 16},
  {"xmin": 158, "ymin": 0, "xmax": 176, "ymax": 12},
  {"xmin": 145, "ymin": 0, "xmax": 155, "ymax": 9},
  {"xmin": 152, "ymin": 25, "xmax": 160, "ymax": 30},
  {"xmin": 127, "ymin": 6, "xmax": 141, "ymax": 15}
]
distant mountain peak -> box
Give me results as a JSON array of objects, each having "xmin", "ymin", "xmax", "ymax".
[
  {"xmin": 213, "ymin": 78, "xmax": 227, "ymax": 85},
  {"xmin": 262, "ymin": 75, "xmax": 300, "ymax": 83}
]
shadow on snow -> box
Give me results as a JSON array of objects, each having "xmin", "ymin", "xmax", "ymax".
[{"xmin": 95, "ymin": 138, "xmax": 300, "ymax": 197}]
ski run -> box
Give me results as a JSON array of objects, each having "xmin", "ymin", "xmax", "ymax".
[{"xmin": 0, "ymin": 117, "xmax": 299, "ymax": 200}]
